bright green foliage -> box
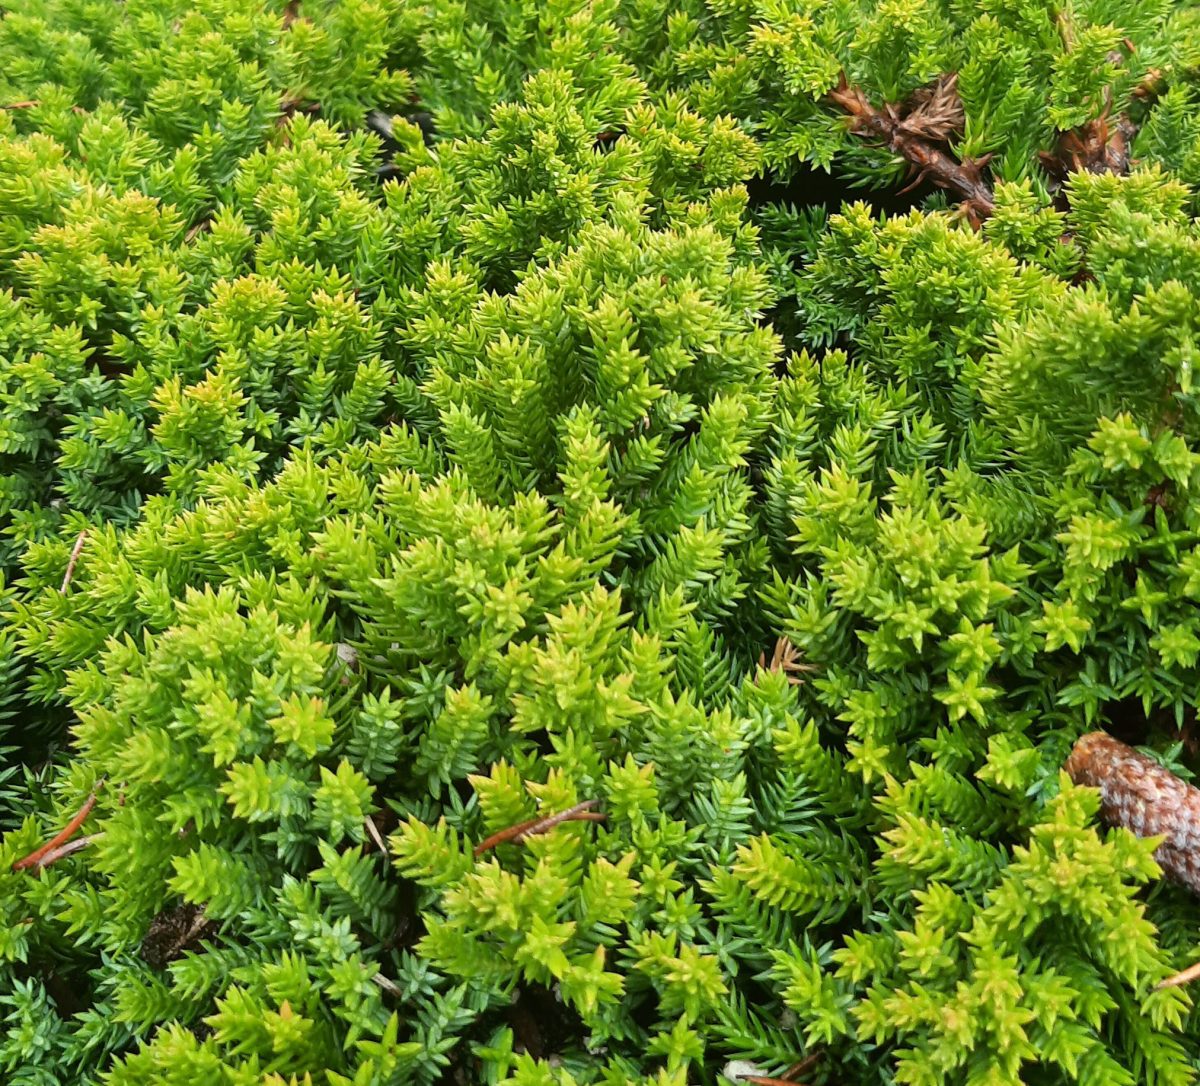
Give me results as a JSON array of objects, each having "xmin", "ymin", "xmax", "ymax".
[
  {"xmin": 616, "ymin": 0, "xmax": 1197, "ymax": 192},
  {"xmin": 3, "ymin": 1, "xmax": 1200, "ymax": 1085}
]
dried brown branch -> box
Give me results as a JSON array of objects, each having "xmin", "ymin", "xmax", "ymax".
[
  {"xmin": 364, "ymin": 814, "xmax": 388, "ymax": 854},
  {"xmin": 1157, "ymin": 959, "xmax": 1200, "ymax": 991},
  {"xmin": 896, "ymin": 73, "xmax": 966, "ymax": 144},
  {"xmin": 13, "ymin": 783, "xmax": 103, "ymax": 871},
  {"xmin": 29, "ymin": 832, "xmax": 103, "ymax": 869},
  {"xmin": 757, "ymin": 636, "xmax": 817, "ymax": 685},
  {"xmin": 828, "ymin": 72, "xmax": 994, "ymax": 228},
  {"xmin": 1038, "ymin": 107, "xmax": 1138, "ymax": 193},
  {"xmin": 372, "ymin": 972, "xmax": 401, "ymax": 996},
  {"xmin": 474, "ymin": 800, "xmax": 606, "ymax": 857},
  {"xmin": 1, "ymin": 100, "xmax": 39, "ymax": 110},
  {"xmin": 737, "ymin": 1051, "xmax": 822, "ymax": 1086},
  {"xmin": 60, "ymin": 529, "xmax": 88, "ymax": 592},
  {"xmin": 184, "ymin": 219, "xmax": 212, "ymax": 243},
  {"xmin": 1065, "ymin": 731, "xmax": 1200, "ymax": 894},
  {"xmin": 1133, "ymin": 67, "xmax": 1166, "ymax": 102},
  {"xmin": 278, "ymin": 97, "xmax": 320, "ymax": 118},
  {"xmin": 783, "ymin": 1054, "xmax": 823, "ymax": 1080}
]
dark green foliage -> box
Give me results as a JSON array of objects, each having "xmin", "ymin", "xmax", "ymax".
[{"xmin": 3, "ymin": 0, "xmax": 1200, "ymax": 1084}]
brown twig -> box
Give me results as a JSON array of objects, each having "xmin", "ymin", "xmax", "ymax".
[
  {"xmin": 372, "ymin": 972, "xmax": 401, "ymax": 996},
  {"xmin": 184, "ymin": 219, "xmax": 212, "ymax": 244},
  {"xmin": 60, "ymin": 529, "xmax": 88, "ymax": 592},
  {"xmin": 473, "ymin": 800, "xmax": 606, "ymax": 857},
  {"xmin": 828, "ymin": 72, "xmax": 994, "ymax": 228},
  {"xmin": 896, "ymin": 74, "xmax": 966, "ymax": 144},
  {"xmin": 783, "ymin": 1054, "xmax": 822, "ymax": 1080},
  {"xmin": 757, "ymin": 636, "xmax": 817, "ymax": 685},
  {"xmin": 13, "ymin": 784, "xmax": 103, "ymax": 871},
  {"xmin": 1038, "ymin": 104, "xmax": 1138, "ymax": 195},
  {"xmin": 140, "ymin": 903, "xmax": 213, "ymax": 968},
  {"xmin": 739, "ymin": 1052, "xmax": 822, "ymax": 1086},
  {"xmin": 28, "ymin": 832, "xmax": 103, "ymax": 869},
  {"xmin": 1, "ymin": 101, "xmax": 39, "ymax": 111},
  {"xmin": 1157, "ymin": 959, "xmax": 1200, "ymax": 991},
  {"xmin": 278, "ymin": 97, "xmax": 320, "ymax": 117},
  {"xmin": 1133, "ymin": 67, "xmax": 1166, "ymax": 102},
  {"xmin": 364, "ymin": 814, "xmax": 388, "ymax": 854}
]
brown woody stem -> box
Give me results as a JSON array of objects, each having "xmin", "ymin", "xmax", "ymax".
[
  {"xmin": 31, "ymin": 832, "xmax": 103, "ymax": 869},
  {"xmin": 60, "ymin": 529, "xmax": 89, "ymax": 592},
  {"xmin": 1157, "ymin": 959, "xmax": 1200, "ymax": 991},
  {"xmin": 827, "ymin": 72, "xmax": 994, "ymax": 228},
  {"xmin": 13, "ymin": 784, "xmax": 103, "ymax": 871},
  {"xmin": 474, "ymin": 800, "xmax": 605, "ymax": 857}
]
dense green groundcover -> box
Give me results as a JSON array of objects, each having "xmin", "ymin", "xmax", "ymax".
[{"xmin": 3, "ymin": 0, "xmax": 1200, "ymax": 1083}]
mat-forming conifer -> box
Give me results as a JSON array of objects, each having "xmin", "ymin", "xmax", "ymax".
[{"xmin": 2, "ymin": 1, "xmax": 1200, "ymax": 1084}]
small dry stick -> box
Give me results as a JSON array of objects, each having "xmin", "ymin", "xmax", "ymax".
[
  {"xmin": 29, "ymin": 831, "xmax": 103, "ymax": 869},
  {"xmin": 739, "ymin": 1052, "xmax": 822, "ymax": 1086},
  {"xmin": 1, "ymin": 100, "xmax": 39, "ymax": 110},
  {"xmin": 168, "ymin": 906, "xmax": 212, "ymax": 961},
  {"xmin": 1133, "ymin": 67, "xmax": 1166, "ymax": 102},
  {"xmin": 1157, "ymin": 959, "xmax": 1200, "ymax": 991},
  {"xmin": 474, "ymin": 800, "xmax": 606, "ymax": 857},
  {"xmin": 372, "ymin": 972, "xmax": 401, "ymax": 996},
  {"xmin": 828, "ymin": 71, "xmax": 994, "ymax": 228},
  {"xmin": 13, "ymin": 784, "xmax": 103, "ymax": 871},
  {"xmin": 184, "ymin": 219, "xmax": 212, "ymax": 243},
  {"xmin": 364, "ymin": 814, "xmax": 388, "ymax": 855},
  {"xmin": 60, "ymin": 529, "xmax": 88, "ymax": 592},
  {"xmin": 783, "ymin": 1054, "xmax": 822, "ymax": 1080}
]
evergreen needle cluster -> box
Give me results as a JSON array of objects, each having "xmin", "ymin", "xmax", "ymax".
[{"xmin": 1, "ymin": 1, "xmax": 1200, "ymax": 1084}]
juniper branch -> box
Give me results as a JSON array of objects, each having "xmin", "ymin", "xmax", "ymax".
[{"xmin": 828, "ymin": 72, "xmax": 994, "ymax": 227}]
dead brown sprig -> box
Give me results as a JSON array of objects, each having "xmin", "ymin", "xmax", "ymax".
[
  {"xmin": 828, "ymin": 72, "xmax": 994, "ymax": 228},
  {"xmin": 896, "ymin": 73, "xmax": 966, "ymax": 144},
  {"xmin": 364, "ymin": 814, "xmax": 388, "ymax": 854},
  {"xmin": 757, "ymin": 636, "xmax": 817, "ymax": 685},
  {"xmin": 13, "ymin": 782, "xmax": 103, "ymax": 871},
  {"xmin": 1133, "ymin": 67, "xmax": 1166, "ymax": 102},
  {"xmin": 373, "ymin": 972, "xmax": 401, "ymax": 996},
  {"xmin": 60, "ymin": 529, "xmax": 88, "ymax": 592},
  {"xmin": 473, "ymin": 800, "xmax": 606, "ymax": 857},
  {"xmin": 1157, "ymin": 959, "xmax": 1200, "ymax": 991},
  {"xmin": 32, "ymin": 832, "xmax": 103, "ymax": 869},
  {"xmin": 185, "ymin": 219, "xmax": 212, "ymax": 244},
  {"xmin": 1038, "ymin": 93, "xmax": 1138, "ymax": 193},
  {"xmin": 738, "ymin": 1052, "xmax": 823, "ymax": 1086}
]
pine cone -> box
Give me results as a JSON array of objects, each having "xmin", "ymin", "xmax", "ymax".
[{"xmin": 1065, "ymin": 731, "xmax": 1200, "ymax": 894}]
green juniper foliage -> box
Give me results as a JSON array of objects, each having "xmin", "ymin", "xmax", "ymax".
[{"xmin": 3, "ymin": 0, "xmax": 1200, "ymax": 1085}]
